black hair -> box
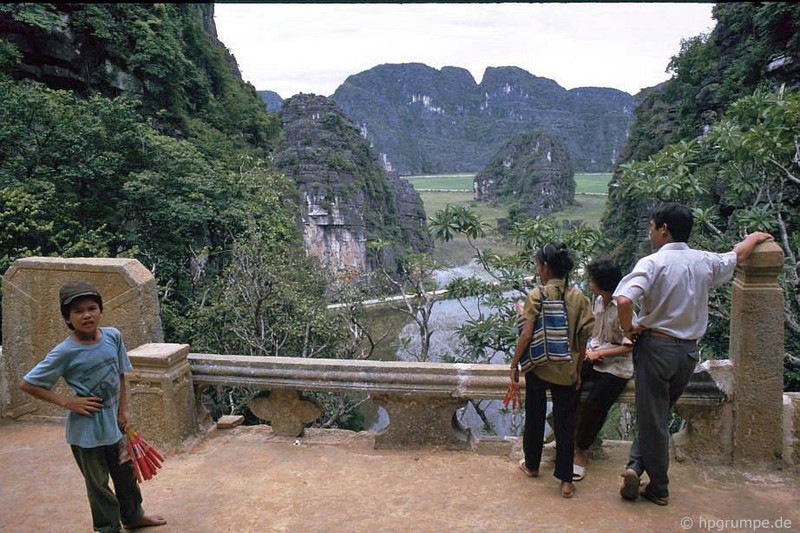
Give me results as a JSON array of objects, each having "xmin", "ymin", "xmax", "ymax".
[
  {"xmin": 651, "ymin": 202, "xmax": 693, "ymax": 243},
  {"xmin": 535, "ymin": 242, "xmax": 575, "ymax": 283},
  {"xmin": 586, "ymin": 257, "xmax": 623, "ymax": 293},
  {"xmin": 60, "ymin": 295, "xmax": 103, "ymax": 330}
]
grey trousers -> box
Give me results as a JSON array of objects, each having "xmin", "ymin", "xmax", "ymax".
[
  {"xmin": 71, "ymin": 440, "xmax": 144, "ymax": 533},
  {"xmin": 627, "ymin": 335, "xmax": 697, "ymax": 498}
]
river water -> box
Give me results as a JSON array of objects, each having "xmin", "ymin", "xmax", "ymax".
[{"xmin": 369, "ymin": 260, "xmax": 546, "ymax": 438}]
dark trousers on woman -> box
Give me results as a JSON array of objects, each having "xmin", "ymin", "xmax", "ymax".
[
  {"xmin": 71, "ymin": 441, "xmax": 144, "ymax": 533},
  {"xmin": 575, "ymin": 363, "xmax": 630, "ymax": 451},
  {"xmin": 523, "ymin": 371, "xmax": 578, "ymax": 482}
]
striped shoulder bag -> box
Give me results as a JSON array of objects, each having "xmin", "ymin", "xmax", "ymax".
[{"xmin": 518, "ymin": 285, "xmax": 572, "ymax": 373}]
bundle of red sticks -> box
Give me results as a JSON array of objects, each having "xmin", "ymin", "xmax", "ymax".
[
  {"xmin": 125, "ymin": 427, "xmax": 165, "ymax": 483},
  {"xmin": 502, "ymin": 381, "xmax": 522, "ymax": 411}
]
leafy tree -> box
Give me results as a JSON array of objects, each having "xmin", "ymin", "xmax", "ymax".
[
  {"xmin": 421, "ymin": 206, "xmax": 603, "ymax": 434},
  {"xmin": 190, "ymin": 162, "xmax": 341, "ymax": 358},
  {"xmin": 604, "ymin": 3, "xmax": 800, "ymax": 269},
  {"xmin": 327, "ymin": 268, "xmax": 391, "ymax": 361},
  {"xmin": 371, "ymin": 250, "xmax": 442, "ymax": 363},
  {"xmin": 616, "ymin": 88, "xmax": 800, "ymax": 390}
]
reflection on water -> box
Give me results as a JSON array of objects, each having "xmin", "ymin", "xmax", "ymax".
[{"xmin": 367, "ymin": 394, "xmax": 551, "ymax": 439}]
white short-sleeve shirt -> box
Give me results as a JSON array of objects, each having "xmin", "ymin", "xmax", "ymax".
[{"xmin": 613, "ymin": 243, "xmax": 737, "ymax": 340}]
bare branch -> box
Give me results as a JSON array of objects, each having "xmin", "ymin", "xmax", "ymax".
[{"xmin": 767, "ymin": 156, "xmax": 800, "ymax": 186}]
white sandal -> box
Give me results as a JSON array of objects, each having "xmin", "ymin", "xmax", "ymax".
[{"xmin": 573, "ymin": 463, "xmax": 585, "ymax": 482}]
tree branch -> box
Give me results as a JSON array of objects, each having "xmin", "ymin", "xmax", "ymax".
[{"xmin": 767, "ymin": 156, "xmax": 800, "ymax": 186}]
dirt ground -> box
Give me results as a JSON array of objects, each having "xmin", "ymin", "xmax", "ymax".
[{"xmin": 1, "ymin": 420, "xmax": 798, "ymax": 532}]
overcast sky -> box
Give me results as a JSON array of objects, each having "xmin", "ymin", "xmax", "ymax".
[{"xmin": 213, "ymin": 3, "xmax": 716, "ymax": 99}]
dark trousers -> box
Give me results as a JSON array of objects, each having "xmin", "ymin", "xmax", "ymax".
[
  {"xmin": 523, "ymin": 371, "xmax": 578, "ymax": 483},
  {"xmin": 575, "ymin": 363, "xmax": 630, "ymax": 450},
  {"xmin": 627, "ymin": 336, "xmax": 697, "ymax": 498},
  {"xmin": 71, "ymin": 441, "xmax": 144, "ymax": 533}
]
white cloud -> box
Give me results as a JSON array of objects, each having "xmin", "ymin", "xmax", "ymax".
[{"xmin": 214, "ymin": 3, "xmax": 715, "ymax": 98}]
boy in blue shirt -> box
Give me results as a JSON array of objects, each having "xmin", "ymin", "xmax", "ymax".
[{"xmin": 20, "ymin": 280, "xmax": 166, "ymax": 532}]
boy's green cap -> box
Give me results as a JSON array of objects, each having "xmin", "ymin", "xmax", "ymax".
[{"xmin": 59, "ymin": 280, "xmax": 101, "ymax": 306}]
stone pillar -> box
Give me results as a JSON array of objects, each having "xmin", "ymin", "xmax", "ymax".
[
  {"xmin": 127, "ymin": 343, "xmax": 197, "ymax": 451},
  {"xmin": 729, "ymin": 242, "xmax": 784, "ymax": 466},
  {"xmin": 1, "ymin": 257, "xmax": 163, "ymax": 419}
]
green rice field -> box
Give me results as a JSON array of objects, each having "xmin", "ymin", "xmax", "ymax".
[
  {"xmin": 404, "ymin": 173, "xmax": 612, "ymax": 195},
  {"xmin": 403, "ymin": 174, "xmax": 474, "ymax": 190},
  {"xmin": 574, "ymin": 173, "xmax": 613, "ymax": 194}
]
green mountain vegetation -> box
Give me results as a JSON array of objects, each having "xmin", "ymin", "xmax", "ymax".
[
  {"xmin": 274, "ymin": 93, "xmax": 432, "ymax": 270},
  {"xmin": 0, "ymin": 4, "xmax": 341, "ymax": 360},
  {"xmin": 2, "ymin": 3, "xmax": 798, "ymax": 393},
  {"xmin": 473, "ymin": 130, "xmax": 575, "ymax": 219}
]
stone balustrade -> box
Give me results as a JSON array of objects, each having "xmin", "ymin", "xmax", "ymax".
[
  {"xmin": 189, "ymin": 354, "xmax": 507, "ymax": 449},
  {"xmin": 1, "ymin": 243, "xmax": 797, "ymax": 469},
  {"xmin": 188, "ymin": 352, "xmax": 728, "ymax": 451}
]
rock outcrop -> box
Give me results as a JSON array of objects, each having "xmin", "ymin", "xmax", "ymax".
[
  {"xmin": 474, "ymin": 131, "xmax": 574, "ymax": 216},
  {"xmin": 258, "ymin": 90, "xmax": 283, "ymax": 113},
  {"xmin": 0, "ymin": 4, "xmax": 234, "ymax": 99},
  {"xmin": 330, "ymin": 63, "xmax": 634, "ymax": 175},
  {"xmin": 274, "ymin": 94, "xmax": 432, "ymax": 276}
]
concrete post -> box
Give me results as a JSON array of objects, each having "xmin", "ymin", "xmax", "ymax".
[
  {"xmin": 127, "ymin": 343, "xmax": 197, "ymax": 451},
  {"xmin": 1, "ymin": 257, "xmax": 163, "ymax": 419},
  {"xmin": 729, "ymin": 241, "xmax": 784, "ymax": 466}
]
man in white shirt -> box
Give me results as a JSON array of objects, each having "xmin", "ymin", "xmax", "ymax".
[{"xmin": 614, "ymin": 202, "xmax": 772, "ymax": 506}]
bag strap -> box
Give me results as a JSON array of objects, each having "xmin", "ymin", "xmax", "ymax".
[{"xmin": 536, "ymin": 285, "xmax": 549, "ymax": 344}]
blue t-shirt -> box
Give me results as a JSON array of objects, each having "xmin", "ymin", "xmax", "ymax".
[{"xmin": 23, "ymin": 327, "xmax": 133, "ymax": 448}]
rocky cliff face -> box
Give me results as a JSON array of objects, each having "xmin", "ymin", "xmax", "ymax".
[
  {"xmin": 0, "ymin": 4, "xmax": 234, "ymax": 99},
  {"xmin": 330, "ymin": 63, "xmax": 634, "ymax": 175},
  {"xmin": 474, "ymin": 131, "xmax": 574, "ymax": 216},
  {"xmin": 273, "ymin": 94, "xmax": 431, "ymax": 276},
  {"xmin": 258, "ymin": 90, "xmax": 283, "ymax": 113}
]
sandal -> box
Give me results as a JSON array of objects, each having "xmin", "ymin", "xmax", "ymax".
[
  {"xmin": 640, "ymin": 484, "xmax": 669, "ymax": 506},
  {"xmin": 561, "ymin": 481, "xmax": 575, "ymax": 498},
  {"xmin": 519, "ymin": 459, "xmax": 538, "ymax": 477},
  {"xmin": 573, "ymin": 463, "xmax": 585, "ymax": 482}
]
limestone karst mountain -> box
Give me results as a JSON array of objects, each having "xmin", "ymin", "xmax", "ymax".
[
  {"xmin": 273, "ymin": 93, "xmax": 432, "ymax": 275},
  {"xmin": 474, "ymin": 130, "xmax": 574, "ymax": 217},
  {"xmin": 328, "ymin": 63, "xmax": 634, "ymax": 175}
]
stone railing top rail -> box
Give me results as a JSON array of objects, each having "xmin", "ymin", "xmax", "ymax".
[
  {"xmin": 189, "ymin": 353, "xmax": 508, "ymax": 399},
  {"xmin": 187, "ymin": 352, "xmax": 726, "ymax": 405}
]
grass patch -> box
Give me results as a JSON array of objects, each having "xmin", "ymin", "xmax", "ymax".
[
  {"xmin": 418, "ymin": 191, "xmax": 607, "ymax": 230},
  {"xmin": 417, "ymin": 191, "xmax": 519, "ymax": 266},
  {"xmin": 574, "ymin": 173, "xmax": 613, "ymax": 194},
  {"xmin": 404, "ymin": 174, "xmax": 474, "ymax": 190},
  {"xmin": 557, "ymin": 194, "xmax": 608, "ymax": 227}
]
